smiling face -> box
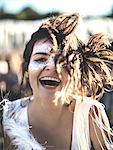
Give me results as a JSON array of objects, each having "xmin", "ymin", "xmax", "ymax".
[{"xmin": 28, "ymin": 38, "xmax": 69, "ymax": 102}]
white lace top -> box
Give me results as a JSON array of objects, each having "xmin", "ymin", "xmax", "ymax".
[{"xmin": 2, "ymin": 96, "xmax": 113, "ymax": 150}]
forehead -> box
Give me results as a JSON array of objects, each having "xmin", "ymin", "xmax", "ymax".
[{"xmin": 32, "ymin": 39, "xmax": 53, "ymax": 55}]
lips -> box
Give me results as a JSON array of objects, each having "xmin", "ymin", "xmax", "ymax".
[{"xmin": 39, "ymin": 77, "xmax": 61, "ymax": 88}]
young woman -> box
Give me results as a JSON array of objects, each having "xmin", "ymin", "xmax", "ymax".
[{"xmin": 2, "ymin": 13, "xmax": 113, "ymax": 150}]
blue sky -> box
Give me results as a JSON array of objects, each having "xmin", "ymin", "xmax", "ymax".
[{"xmin": 0, "ymin": 0, "xmax": 113, "ymax": 17}]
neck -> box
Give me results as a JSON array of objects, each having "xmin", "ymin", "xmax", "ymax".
[
  {"xmin": 28, "ymin": 97, "xmax": 68, "ymax": 129},
  {"xmin": 28, "ymin": 98, "xmax": 75, "ymax": 148}
]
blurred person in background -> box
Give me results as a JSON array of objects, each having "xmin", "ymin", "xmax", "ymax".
[
  {"xmin": 0, "ymin": 55, "xmax": 21, "ymax": 101},
  {"xmin": 2, "ymin": 13, "xmax": 113, "ymax": 150},
  {"xmin": 0, "ymin": 55, "xmax": 21, "ymax": 149}
]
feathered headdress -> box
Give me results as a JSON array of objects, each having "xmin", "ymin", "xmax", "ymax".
[{"xmin": 76, "ymin": 33, "xmax": 113, "ymax": 100}]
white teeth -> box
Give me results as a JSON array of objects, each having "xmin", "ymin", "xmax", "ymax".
[{"xmin": 40, "ymin": 77, "xmax": 60, "ymax": 82}]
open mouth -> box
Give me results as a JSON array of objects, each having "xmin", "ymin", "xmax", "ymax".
[{"xmin": 39, "ymin": 77, "xmax": 61, "ymax": 88}]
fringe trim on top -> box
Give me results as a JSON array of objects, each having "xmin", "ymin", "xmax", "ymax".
[{"xmin": 71, "ymin": 96, "xmax": 113, "ymax": 150}]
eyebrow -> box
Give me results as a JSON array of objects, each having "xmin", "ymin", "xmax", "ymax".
[{"xmin": 32, "ymin": 52, "xmax": 49, "ymax": 56}]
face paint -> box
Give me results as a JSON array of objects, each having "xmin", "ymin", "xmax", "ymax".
[
  {"xmin": 28, "ymin": 39, "xmax": 70, "ymax": 102},
  {"xmin": 46, "ymin": 56, "xmax": 55, "ymax": 68},
  {"xmin": 29, "ymin": 56, "xmax": 55, "ymax": 73},
  {"xmin": 28, "ymin": 60, "xmax": 46, "ymax": 73},
  {"xmin": 32, "ymin": 40, "xmax": 52, "ymax": 55},
  {"xmin": 28, "ymin": 39, "xmax": 55, "ymax": 73}
]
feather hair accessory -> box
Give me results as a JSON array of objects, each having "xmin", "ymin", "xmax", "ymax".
[{"xmin": 77, "ymin": 33, "xmax": 113, "ymax": 100}]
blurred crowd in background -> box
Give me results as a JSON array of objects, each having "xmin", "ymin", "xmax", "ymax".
[
  {"xmin": 0, "ymin": 53, "xmax": 21, "ymax": 100},
  {"xmin": 0, "ymin": 52, "xmax": 33, "ymax": 100}
]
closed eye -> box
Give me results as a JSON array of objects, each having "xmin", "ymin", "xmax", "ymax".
[{"xmin": 34, "ymin": 58, "xmax": 47, "ymax": 63}]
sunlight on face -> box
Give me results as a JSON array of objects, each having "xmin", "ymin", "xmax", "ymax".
[{"xmin": 28, "ymin": 39, "xmax": 63, "ymax": 102}]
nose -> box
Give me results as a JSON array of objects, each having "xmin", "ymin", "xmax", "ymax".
[{"xmin": 45, "ymin": 57, "xmax": 55, "ymax": 70}]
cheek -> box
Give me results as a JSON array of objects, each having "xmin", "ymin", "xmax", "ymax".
[
  {"xmin": 28, "ymin": 61, "xmax": 45, "ymax": 86},
  {"xmin": 61, "ymin": 68, "xmax": 70, "ymax": 84}
]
